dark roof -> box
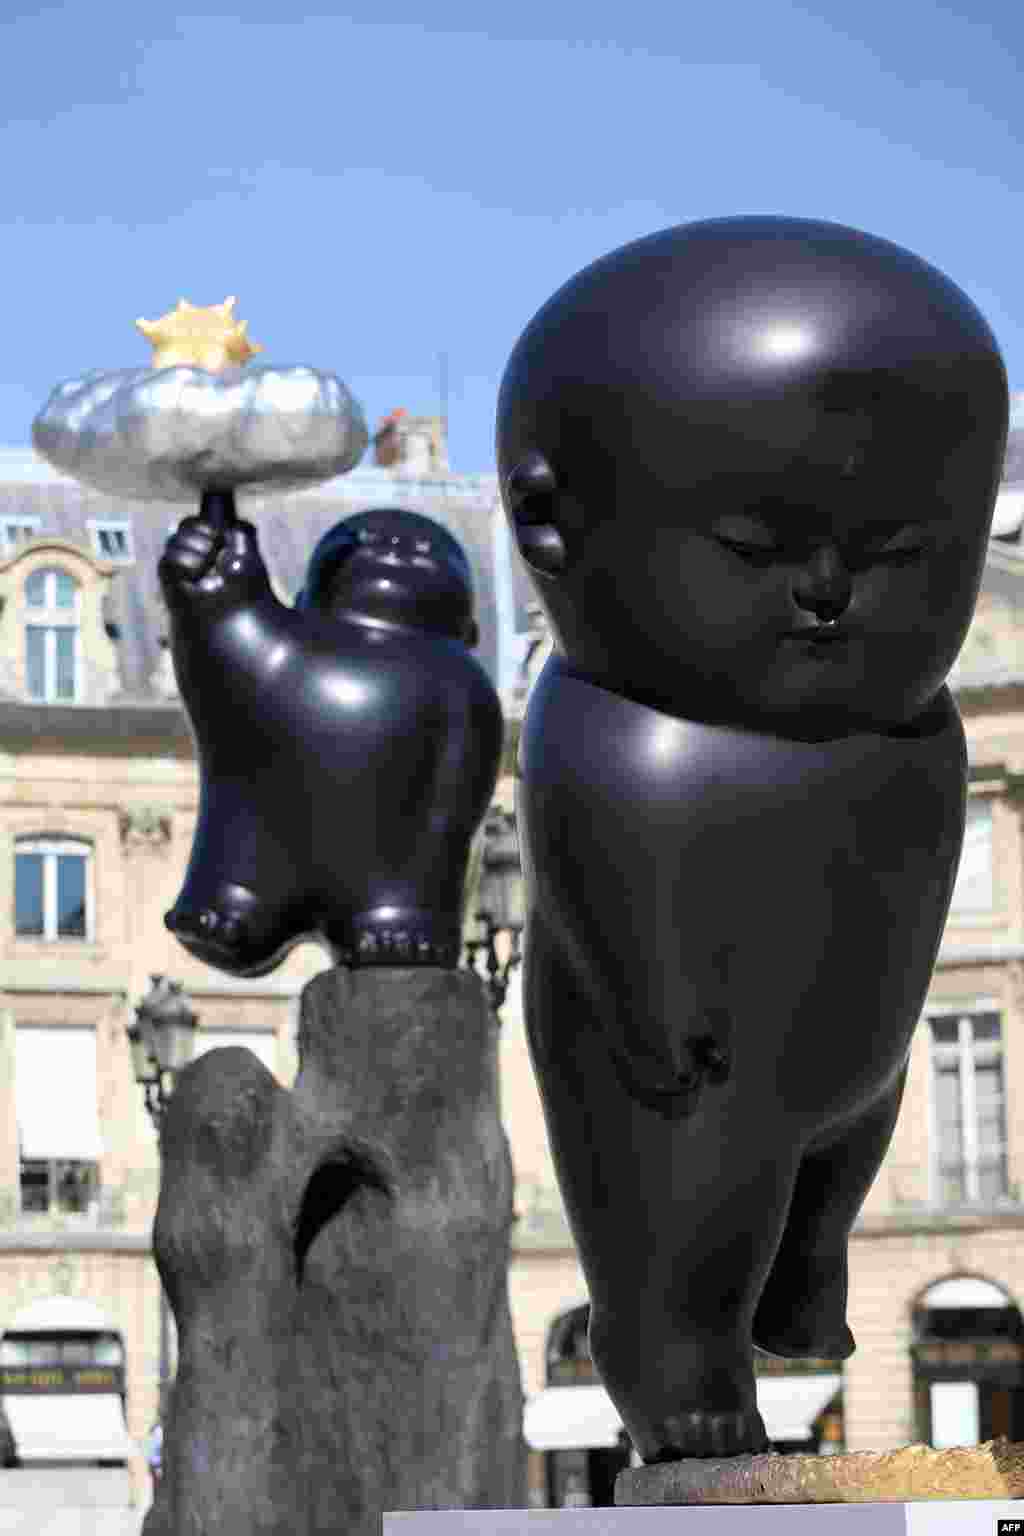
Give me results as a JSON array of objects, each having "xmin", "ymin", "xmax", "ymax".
[{"xmin": 0, "ymin": 462, "xmax": 504, "ymax": 704}]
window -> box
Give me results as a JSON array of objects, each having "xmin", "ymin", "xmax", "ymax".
[
  {"xmin": 930, "ymin": 1012, "xmax": 1008, "ymax": 1204},
  {"xmin": 14, "ymin": 1026, "xmax": 102, "ymax": 1219},
  {"xmin": 87, "ymin": 520, "xmax": 133, "ymax": 563},
  {"xmin": 14, "ymin": 838, "xmax": 92, "ymax": 941},
  {"xmin": 1, "ymin": 515, "xmax": 40, "ymax": 554},
  {"xmin": 18, "ymin": 1159, "xmax": 98, "ymax": 1216},
  {"xmin": 949, "ymin": 800, "xmax": 994, "ymax": 914},
  {"xmin": 23, "ymin": 566, "xmax": 79, "ymax": 702}
]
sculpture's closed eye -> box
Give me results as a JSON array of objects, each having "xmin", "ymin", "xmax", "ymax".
[
  {"xmin": 715, "ymin": 534, "xmax": 927, "ymax": 568},
  {"xmin": 715, "ymin": 536, "xmax": 784, "ymax": 564}
]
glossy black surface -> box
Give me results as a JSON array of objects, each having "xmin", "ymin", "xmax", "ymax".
[
  {"xmin": 160, "ymin": 500, "xmax": 502, "ymax": 977},
  {"xmin": 497, "ymin": 217, "xmax": 1008, "ymax": 1462}
]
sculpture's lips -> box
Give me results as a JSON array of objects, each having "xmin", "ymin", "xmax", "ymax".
[{"xmin": 785, "ymin": 624, "xmax": 849, "ymax": 648}]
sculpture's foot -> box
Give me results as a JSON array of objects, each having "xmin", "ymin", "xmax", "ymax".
[
  {"xmin": 324, "ymin": 908, "xmax": 462, "ymax": 969},
  {"xmin": 638, "ymin": 1408, "xmax": 770, "ymax": 1463},
  {"xmin": 590, "ymin": 1313, "xmax": 768, "ymax": 1462},
  {"xmin": 165, "ymin": 883, "xmax": 291, "ymax": 978},
  {"xmin": 753, "ymin": 1254, "xmax": 855, "ymax": 1360}
]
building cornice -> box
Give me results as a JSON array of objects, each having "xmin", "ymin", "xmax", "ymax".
[
  {"xmin": 0, "ymin": 446, "xmax": 499, "ymax": 500},
  {"xmin": 854, "ymin": 1206, "xmax": 1024, "ymax": 1238},
  {"xmin": 0, "ymin": 1230, "xmax": 152, "ymax": 1253},
  {"xmin": 935, "ymin": 942, "xmax": 1024, "ymax": 969},
  {"xmin": 0, "ymin": 698, "xmax": 191, "ymax": 748},
  {"xmin": 954, "ymin": 671, "xmax": 1024, "ymax": 699}
]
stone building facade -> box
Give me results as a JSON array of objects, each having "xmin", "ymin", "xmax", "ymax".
[{"xmin": 0, "ymin": 395, "xmax": 1023, "ymax": 1504}]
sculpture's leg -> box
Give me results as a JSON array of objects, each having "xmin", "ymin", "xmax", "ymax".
[
  {"xmin": 587, "ymin": 1148, "xmax": 797, "ymax": 1462},
  {"xmin": 525, "ymin": 921, "xmax": 791, "ymax": 1462},
  {"xmin": 165, "ymin": 783, "xmax": 308, "ymax": 976},
  {"xmin": 752, "ymin": 1067, "xmax": 908, "ymax": 1360}
]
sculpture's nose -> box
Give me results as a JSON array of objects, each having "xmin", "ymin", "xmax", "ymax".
[{"xmin": 791, "ymin": 543, "xmax": 852, "ymax": 623}]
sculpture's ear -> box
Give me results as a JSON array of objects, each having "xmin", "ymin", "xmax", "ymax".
[{"xmin": 505, "ymin": 452, "xmax": 567, "ymax": 577}]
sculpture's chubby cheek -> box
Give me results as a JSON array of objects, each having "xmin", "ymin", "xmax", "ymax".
[{"xmin": 563, "ymin": 520, "xmax": 981, "ymax": 737}]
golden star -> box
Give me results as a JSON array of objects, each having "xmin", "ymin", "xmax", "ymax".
[{"xmin": 135, "ymin": 296, "xmax": 263, "ymax": 372}]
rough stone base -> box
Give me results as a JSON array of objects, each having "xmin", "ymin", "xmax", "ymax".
[
  {"xmin": 144, "ymin": 966, "xmax": 525, "ymax": 1536},
  {"xmin": 615, "ymin": 1438, "xmax": 1024, "ymax": 1505}
]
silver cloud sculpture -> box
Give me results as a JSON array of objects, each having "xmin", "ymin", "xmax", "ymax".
[{"xmin": 32, "ymin": 364, "xmax": 369, "ymax": 501}]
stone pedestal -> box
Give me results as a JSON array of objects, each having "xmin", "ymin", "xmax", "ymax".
[
  {"xmin": 615, "ymin": 1439, "xmax": 1024, "ymax": 1505},
  {"xmin": 144, "ymin": 966, "xmax": 525, "ymax": 1536}
]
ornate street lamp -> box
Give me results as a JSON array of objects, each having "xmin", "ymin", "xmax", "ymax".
[
  {"xmin": 464, "ymin": 809, "xmax": 524, "ymax": 1012},
  {"xmin": 128, "ymin": 975, "xmax": 199, "ymax": 1127}
]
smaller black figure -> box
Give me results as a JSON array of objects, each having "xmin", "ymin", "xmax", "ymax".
[
  {"xmin": 160, "ymin": 501, "xmax": 502, "ymax": 977},
  {"xmin": 497, "ymin": 217, "xmax": 1008, "ymax": 1464}
]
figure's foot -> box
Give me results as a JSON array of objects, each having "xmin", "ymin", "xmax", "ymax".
[
  {"xmin": 590, "ymin": 1308, "xmax": 765, "ymax": 1462},
  {"xmin": 165, "ymin": 884, "xmax": 293, "ymax": 978},
  {"xmin": 753, "ymin": 1253, "xmax": 856, "ymax": 1360},
  {"xmin": 638, "ymin": 1407, "xmax": 770, "ymax": 1463}
]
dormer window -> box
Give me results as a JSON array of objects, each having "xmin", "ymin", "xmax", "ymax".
[
  {"xmin": 2, "ymin": 515, "xmax": 41, "ymax": 555},
  {"xmin": 87, "ymin": 520, "xmax": 133, "ymax": 563},
  {"xmin": 24, "ymin": 566, "xmax": 80, "ymax": 702}
]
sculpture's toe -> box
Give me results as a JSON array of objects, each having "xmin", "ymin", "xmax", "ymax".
[
  {"xmin": 640, "ymin": 1407, "xmax": 770, "ymax": 1463},
  {"xmin": 165, "ymin": 885, "xmax": 289, "ymax": 978}
]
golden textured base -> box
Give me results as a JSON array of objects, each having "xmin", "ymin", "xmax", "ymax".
[{"xmin": 615, "ymin": 1438, "xmax": 1024, "ymax": 1505}]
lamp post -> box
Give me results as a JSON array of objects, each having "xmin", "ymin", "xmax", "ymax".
[
  {"xmin": 129, "ymin": 975, "xmax": 198, "ymax": 1409},
  {"xmin": 463, "ymin": 809, "xmax": 525, "ymax": 1012},
  {"xmin": 128, "ymin": 975, "xmax": 199, "ymax": 1128}
]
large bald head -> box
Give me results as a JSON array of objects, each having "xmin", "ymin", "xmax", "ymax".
[
  {"xmin": 300, "ymin": 507, "xmax": 478, "ymax": 646},
  {"xmin": 497, "ymin": 217, "xmax": 1008, "ymax": 737}
]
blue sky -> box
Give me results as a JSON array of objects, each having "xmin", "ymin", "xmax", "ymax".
[{"xmin": 2, "ymin": 0, "xmax": 1021, "ymax": 472}]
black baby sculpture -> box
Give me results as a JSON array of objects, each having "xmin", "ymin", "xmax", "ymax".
[
  {"xmin": 497, "ymin": 217, "xmax": 1009, "ymax": 1463},
  {"xmin": 160, "ymin": 500, "xmax": 503, "ymax": 977}
]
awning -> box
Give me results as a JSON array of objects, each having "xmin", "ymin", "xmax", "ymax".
[
  {"xmin": 524, "ymin": 1386, "xmax": 623, "ymax": 1451},
  {"xmin": 922, "ymin": 1276, "xmax": 1010, "ymax": 1309},
  {"xmin": 4, "ymin": 1395, "xmax": 136, "ymax": 1463},
  {"xmin": 992, "ymin": 487, "xmax": 1024, "ymax": 539},
  {"xmin": 755, "ymin": 1375, "xmax": 841, "ymax": 1442},
  {"xmin": 8, "ymin": 1296, "xmax": 114, "ymax": 1333},
  {"xmin": 523, "ymin": 1375, "xmax": 841, "ymax": 1451},
  {"xmin": 15, "ymin": 1028, "xmax": 101, "ymax": 1161}
]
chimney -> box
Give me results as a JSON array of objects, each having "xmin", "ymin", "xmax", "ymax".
[{"xmin": 374, "ymin": 410, "xmax": 449, "ymax": 474}]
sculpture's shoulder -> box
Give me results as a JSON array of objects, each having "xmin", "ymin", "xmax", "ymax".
[
  {"xmin": 520, "ymin": 660, "xmax": 965, "ymax": 827},
  {"xmin": 390, "ymin": 625, "xmax": 503, "ymax": 719},
  {"xmin": 298, "ymin": 614, "xmax": 502, "ymax": 729},
  {"xmin": 520, "ymin": 656, "xmax": 655, "ymax": 768}
]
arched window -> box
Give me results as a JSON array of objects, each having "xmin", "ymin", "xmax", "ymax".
[
  {"xmin": 912, "ymin": 1275, "xmax": 1024, "ymax": 1446},
  {"xmin": 23, "ymin": 566, "xmax": 79, "ymax": 702},
  {"xmin": 14, "ymin": 837, "xmax": 92, "ymax": 941}
]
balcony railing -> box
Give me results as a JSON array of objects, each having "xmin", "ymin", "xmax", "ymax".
[
  {"xmin": 881, "ymin": 1160, "xmax": 1019, "ymax": 1214},
  {"xmin": 0, "ymin": 1171, "xmax": 160, "ymax": 1233}
]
